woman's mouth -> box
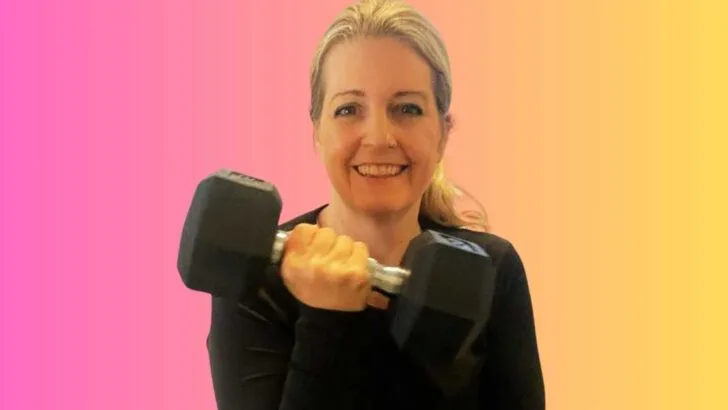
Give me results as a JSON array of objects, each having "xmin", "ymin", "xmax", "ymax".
[{"xmin": 353, "ymin": 164, "xmax": 408, "ymax": 178}]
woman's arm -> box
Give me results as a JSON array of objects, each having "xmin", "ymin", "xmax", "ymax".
[
  {"xmin": 207, "ymin": 274, "xmax": 373, "ymax": 410},
  {"xmin": 478, "ymin": 243, "xmax": 545, "ymax": 409}
]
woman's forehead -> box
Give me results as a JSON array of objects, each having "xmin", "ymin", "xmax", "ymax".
[{"xmin": 322, "ymin": 37, "xmax": 433, "ymax": 94}]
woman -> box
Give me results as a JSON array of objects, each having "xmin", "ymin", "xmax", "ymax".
[{"xmin": 207, "ymin": 0, "xmax": 545, "ymax": 408}]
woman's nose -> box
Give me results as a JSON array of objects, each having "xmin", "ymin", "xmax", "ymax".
[{"xmin": 362, "ymin": 111, "xmax": 397, "ymax": 147}]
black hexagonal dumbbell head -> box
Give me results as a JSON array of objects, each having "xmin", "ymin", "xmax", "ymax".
[
  {"xmin": 389, "ymin": 230, "xmax": 496, "ymax": 380},
  {"xmin": 177, "ymin": 169, "xmax": 282, "ymax": 300}
]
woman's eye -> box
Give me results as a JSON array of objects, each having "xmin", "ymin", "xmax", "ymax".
[
  {"xmin": 399, "ymin": 104, "xmax": 423, "ymax": 115},
  {"xmin": 334, "ymin": 105, "xmax": 357, "ymax": 117}
]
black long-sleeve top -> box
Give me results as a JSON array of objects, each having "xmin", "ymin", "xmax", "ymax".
[{"xmin": 206, "ymin": 206, "xmax": 545, "ymax": 409}]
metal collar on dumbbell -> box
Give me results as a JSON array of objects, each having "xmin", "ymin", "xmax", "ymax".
[
  {"xmin": 271, "ymin": 230, "xmax": 411, "ymax": 294},
  {"xmin": 367, "ymin": 258, "xmax": 410, "ymax": 294},
  {"xmin": 271, "ymin": 231, "xmax": 289, "ymax": 264}
]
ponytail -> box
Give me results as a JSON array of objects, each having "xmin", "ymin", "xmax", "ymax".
[{"xmin": 420, "ymin": 162, "xmax": 490, "ymax": 232}]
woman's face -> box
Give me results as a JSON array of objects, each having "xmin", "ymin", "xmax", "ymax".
[{"xmin": 315, "ymin": 36, "xmax": 448, "ymax": 217}]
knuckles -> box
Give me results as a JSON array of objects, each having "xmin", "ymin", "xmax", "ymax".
[
  {"xmin": 318, "ymin": 227, "xmax": 337, "ymax": 237},
  {"xmin": 286, "ymin": 257, "xmax": 369, "ymax": 287},
  {"xmin": 290, "ymin": 223, "xmax": 315, "ymax": 238},
  {"xmin": 281, "ymin": 225, "xmax": 372, "ymax": 305}
]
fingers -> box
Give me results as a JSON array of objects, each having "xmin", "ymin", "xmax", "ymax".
[
  {"xmin": 347, "ymin": 241, "xmax": 369, "ymax": 269},
  {"xmin": 279, "ymin": 224, "xmax": 374, "ymax": 312},
  {"xmin": 282, "ymin": 224, "xmax": 317, "ymax": 282},
  {"xmin": 286, "ymin": 224, "xmax": 360, "ymax": 263},
  {"xmin": 303, "ymin": 227, "xmax": 337, "ymax": 259},
  {"xmin": 322, "ymin": 234, "xmax": 355, "ymax": 265},
  {"xmin": 283, "ymin": 225, "xmax": 339, "ymax": 279},
  {"xmin": 284, "ymin": 224, "xmax": 369, "ymax": 287},
  {"xmin": 344, "ymin": 241, "xmax": 371, "ymax": 292},
  {"xmin": 285, "ymin": 223, "xmax": 317, "ymax": 255}
]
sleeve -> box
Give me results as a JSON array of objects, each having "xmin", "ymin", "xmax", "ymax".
[
  {"xmin": 478, "ymin": 243, "xmax": 546, "ymax": 409},
  {"xmin": 206, "ymin": 276, "xmax": 374, "ymax": 410}
]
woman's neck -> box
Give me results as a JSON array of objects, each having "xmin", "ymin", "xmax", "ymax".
[{"xmin": 317, "ymin": 200, "xmax": 422, "ymax": 267}]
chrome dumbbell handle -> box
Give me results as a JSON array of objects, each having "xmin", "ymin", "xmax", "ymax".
[{"xmin": 270, "ymin": 230, "xmax": 411, "ymax": 294}]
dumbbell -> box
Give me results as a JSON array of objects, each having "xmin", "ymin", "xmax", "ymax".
[{"xmin": 177, "ymin": 169, "xmax": 497, "ymax": 390}]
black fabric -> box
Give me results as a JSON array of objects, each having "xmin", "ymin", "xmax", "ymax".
[{"xmin": 206, "ymin": 206, "xmax": 545, "ymax": 409}]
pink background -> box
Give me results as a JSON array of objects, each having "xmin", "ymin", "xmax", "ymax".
[{"xmin": 1, "ymin": 0, "xmax": 725, "ymax": 409}]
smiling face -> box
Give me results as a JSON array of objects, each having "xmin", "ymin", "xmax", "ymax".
[{"xmin": 314, "ymin": 36, "xmax": 449, "ymax": 218}]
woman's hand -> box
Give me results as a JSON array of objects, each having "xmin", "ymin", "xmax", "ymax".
[{"xmin": 281, "ymin": 223, "xmax": 372, "ymax": 312}]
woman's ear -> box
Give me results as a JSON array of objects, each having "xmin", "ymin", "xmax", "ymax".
[
  {"xmin": 312, "ymin": 127, "xmax": 323, "ymax": 157},
  {"xmin": 439, "ymin": 113, "xmax": 454, "ymax": 154},
  {"xmin": 444, "ymin": 113, "xmax": 454, "ymax": 138}
]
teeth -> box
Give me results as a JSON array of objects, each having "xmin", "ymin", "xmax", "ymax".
[{"xmin": 355, "ymin": 164, "xmax": 405, "ymax": 177}]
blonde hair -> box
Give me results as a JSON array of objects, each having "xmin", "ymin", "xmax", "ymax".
[{"xmin": 309, "ymin": 0, "xmax": 489, "ymax": 231}]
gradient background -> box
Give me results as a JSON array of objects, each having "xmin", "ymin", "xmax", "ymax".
[{"xmin": 1, "ymin": 0, "xmax": 726, "ymax": 409}]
